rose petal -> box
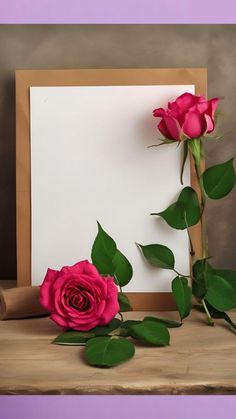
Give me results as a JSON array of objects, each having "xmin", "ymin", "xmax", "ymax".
[
  {"xmin": 205, "ymin": 98, "xmax": 220, "ymax": 133},
  {"xmin": 204, "ymin": 114, "xmax": 214, "ymax": 133},
  {"xmin": 183, "ymin": 110, "xmax": 207, "ymax": 138},
  {"xmin": 158, "ymin": 115, "xmax": 181, "ymax": 141},
  {"xmin": 61, "ymin": 260, "xmax": 90, "ymax": 275},
  {"xmin": 50, "ymin": 313, "xmax": 69, "ymax": 329},
  {"xmin": 196, "ymin": 100, "xmax": 209, "ymax": 114},
  {"xmin": 153, "ymin": 107, "xmax": 166, "ymax": 118},
  {"xmin": 174, "ymin": 93, "xmax": 204, "ymax": 112},
  {"xmin": 39, "ymin": 268, "xmax": 59, "ymax": 311},
  {"xmin": 42, "ymin": 261, "xmax": 119, "ymax": 333},
  {"xmin": 98, "ymin": 279, "xmax": 119, "ymax": 325},
  {"xmin": 208, "ymin": 97, "xmax": 220, "ymax": 117},
  {"xmin": 67, "ymin": 317, "xmax": 100, "ymax": 331}
]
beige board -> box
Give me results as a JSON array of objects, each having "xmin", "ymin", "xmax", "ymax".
[
  {"xmin": 16, "ymin": 68, "xmax": 207, "ymax": 310},
  {"xmin": 0, "ymin": 310, "xmax": 236, "ymax": 395}
]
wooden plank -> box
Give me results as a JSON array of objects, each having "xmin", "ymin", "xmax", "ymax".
[{"xmin": 0, "ymin": 310, "xmax": 236, "ymax": 395}]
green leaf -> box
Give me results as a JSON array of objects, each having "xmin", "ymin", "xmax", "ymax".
[
  {"xmin": 205, "ymin": 272, "xmax": 236, "ymax": 311},
  {"xmin": 160, "ymin": 138, "xmax": 177, "ymax": 145},
  {"xmin": 119, "ymin": 320, "xmax": 141, "ymax": 337},
  {"xmin": 113, "ymin": 250, "xmax": 133, "ymax": 287},
  {"xmin": 118, "ymin": 293, "xmax": 133, "ymax": 312},
  {"xmin": 108, "ymin": 318, "xmax": 122, "ymax": 330},
  {"xmin": 148, "ymin": 138, "xmax": 177, "ymax": 147},
  {"xmin": 144, "ymin": 316, "xmax": 182, "ymax": 328},
  {"xmin": 91, "ymin": 222, "xmax": 117, "ymax": 275},
  {"xmin": 202, "ymin": 158, "xmax": 236, "ymax": 199},
  {"xmin": 175, "ymin": 187, "xmax": 201, "ymax": 227},
  {"xmin": 172, "ymin": 276, "xmax": 192, "ymax": 320},
  {"xmin": 85, "ymin": 336, "xmax": 135, "ymax": 367},
  {"xmin": 192, "ymin": 259, "xmax": 213, "ymax": 299},
  {"xmin": 90, "ymin": 318, "xmax": 122, "ymax": 336},
  {"xmin": 91, "ymin": 222, "xmax": 133, "ymax": 287},
  {"xmin": 129, "ymin": 320, "xmax": 170, "ymax": 346},
  {"xmin": 137, "ymin": 243, "xmax": 175, "ymax": 270},
  {"xmin": 153, "ymin": 187, "xmax": 200, "ymax": 230},
  {"xmin": 180, "ymin": 141, "xmax": 188, "ymax": 185},
  {"xmin": 120, "ymin": 320, "xmax": 141, "ymax": 329},
  {"xmin": 152, "ymin": 202, "xmax": 184, "ymax": 229},
  {"xmin": 53, "ymin": 330, "xmax": 95, "ymax": 346},
  {"xmin": 194, "ymin": 302, "xmax": 236, "ymax": 332},
  {"xmin": 214, "ymin": 269, "xmax": 236, "ymax": 292}
]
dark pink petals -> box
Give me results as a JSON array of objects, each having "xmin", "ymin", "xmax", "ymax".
[
  {"xmin": 99, "ymin": 279, "xmax": 120, "ymax": 325},
  {"xmin": 40, "ymin": 260, "xmax": 119, "ymax": 331},
  {"xmin": 183, "ymin": 110, "xmax": 207, "ymax": 138},
  {"xmin": 153, "ymin": 107, "xmax": 166, "ymax": 118},
  {"xmin": 159, "ymin": 114, "xmax": 181, "ymax": 141},
  {"xmin": 153, "ymin": 92, "xmax": 220, "ymax": 140},
  {"xmin": 39, "ymin": 268, "xmax": 58, "ymax": 311}
]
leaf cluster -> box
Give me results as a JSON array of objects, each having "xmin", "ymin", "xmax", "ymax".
[
  {"xmin": 140, "ymin": 146, "xmax": 236, "ymax": 331},
  {"xmin": 53, "ymin": 315, "xmax": 175, "ymax": 367}
]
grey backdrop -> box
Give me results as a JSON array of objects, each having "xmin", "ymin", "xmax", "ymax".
[{"xmin": 0, "ymin": 25, "xmax": 236, "ymax": 280}]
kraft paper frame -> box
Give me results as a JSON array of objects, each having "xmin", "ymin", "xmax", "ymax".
[{"xmin": 16, "ymin": 68, "xmax": 207, "ymax": 310}]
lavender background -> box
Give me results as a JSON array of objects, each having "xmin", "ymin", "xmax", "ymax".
[
  {"xmin": 1, "ymin": 0, "xmax": 236, "ymax": 417},
  {"xmin": 1, "ymin": 395, "xmax": 236, "ymax": 419},
  {"xmin": 0, "ymin": 0, "xmax": 236, "ymax": 23}
]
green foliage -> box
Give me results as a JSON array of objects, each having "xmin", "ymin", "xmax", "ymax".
[
  {"xmin": 137, "ymin": 243, "xmax": 175, "ymax": 270},
  {"xmin": 193, "ymin": 262, "xmax": 236, "ymax": 313},
  {"xmin": 153, "ymin": 187, "xmax": 201, "ymax": 230},
  {"xmin": 118, "ymin": 293, "xmax": 133, "ymax": 312},
  {"xmin": 194, "ymin": 302, "xmax": 236, "ymax": 332},
  {"xmin": 192, "ymin": 259, "xmax": 213, "ymax": 299},
  {"xmin": 144, "ymin": 316, "xmax": 182, "ymax": 328},
  {"xmin": 205, "ymin": 272, "xmax": 236, "ymax": 311},
  {"xmin": 129, "ymin": 320, "xmax": 170, "ymax": 346},
  {"xmin": 91, "ymin": 222, "xmax": 133, "ymax": 287},
  {"xmin": 91, "ymin": 222, "xmax": 117, "ymax": 275},
  {"xmin": 202, "ymin": 158, "xmax": 236, "ymax": 199},
  {"xmin": 85, "ymin": 336, "xmax": 135, "ymax": 367},
  {"xmin": 53, "ymin": 330, "xmax": 95, "ymax": 346},
  {"xmin": 172, "ymin": 276, "xmax": 192, "ymax": 321},
  {"xmin": 90, "ymin": 318, "xmax": 122, "ymax": 336},
  {"xmin": 113, "ymin": 250, "xmax": 133, "ymax": 287},
  {"xmin": 214, "ymin": 269, "xmax": 236, "ymax": 292},
  {"xmin": 120, "ymin": 320, "xmax": 141, "ymax": 329},
  {"xmin": 119, "ymin": 320, "xmax": 142, "ymax": 337}
]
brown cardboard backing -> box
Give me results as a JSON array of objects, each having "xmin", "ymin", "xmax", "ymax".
[{"xmin": 16, "ymin": 68, "xmax": 207, "ymax": 310}]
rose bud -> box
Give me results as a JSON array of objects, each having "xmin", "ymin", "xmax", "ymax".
[{"xmin": 153, "ymin": 92, "xmax": 220, "ymax": 141}]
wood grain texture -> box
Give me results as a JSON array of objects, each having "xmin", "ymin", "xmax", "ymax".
[
  {"xmin": 0, "ymin": 309, "xmax": 236, "ymax": 395},
  {"xmin": 15, "ymin": 68, "xmax": 207, "ymax": 309}
]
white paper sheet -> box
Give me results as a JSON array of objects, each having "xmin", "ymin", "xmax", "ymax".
[{"xmin": 30, "ymin": 84, "xmax": 194, "ymax": 291}]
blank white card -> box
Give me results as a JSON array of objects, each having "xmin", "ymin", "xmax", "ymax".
[{"xmin": 30, "ymin": 84, "xmax": 194, "ymax": 291}]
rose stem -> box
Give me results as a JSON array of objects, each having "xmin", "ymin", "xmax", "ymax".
[{"xmin": 192, "ymin": 141, "xmax": 214, "ymax": 325}]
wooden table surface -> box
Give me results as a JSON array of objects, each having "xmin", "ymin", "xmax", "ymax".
[{"xmin": 0, "ymin": 310, "xmax": 236, "ymax": 395}]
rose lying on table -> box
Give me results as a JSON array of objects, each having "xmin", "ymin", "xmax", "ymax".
[
  {"xmin": 40, "ymin": 260, "xmax": 119, "ymax": 331},
  {"xmin": 39, "ymin": 222, "xmax": 179, "ymax": 368}
]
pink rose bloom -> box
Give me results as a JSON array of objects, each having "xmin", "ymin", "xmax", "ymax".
[
  {"xmin": 40, "ymin": 260, "xmax": 119, "ymax": 331},
  {"xmin": 153, "ymin": 92, "xmax": 220, "ymax": 141}
]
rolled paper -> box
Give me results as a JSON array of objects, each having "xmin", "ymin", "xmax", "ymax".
[{"xmin": 0, "ymin": 286, "xmax": 49, "ymax": 320}]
